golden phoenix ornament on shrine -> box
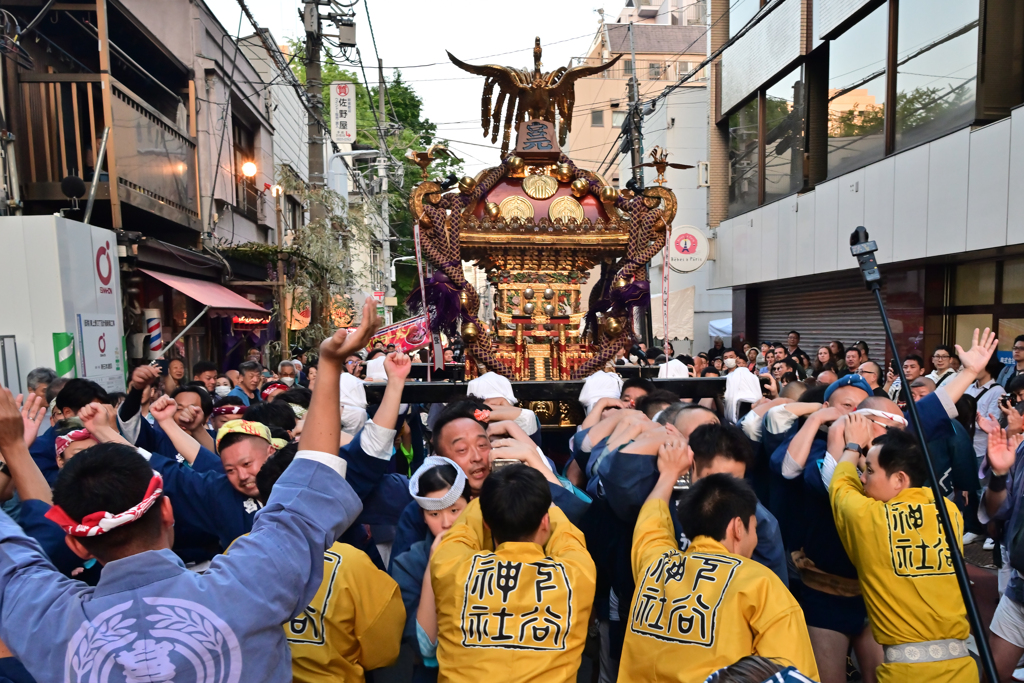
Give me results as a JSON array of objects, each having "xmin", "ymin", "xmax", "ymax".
[{"xmin": 631, "ymin": 146, "xmax": 695, "ymax": 186}]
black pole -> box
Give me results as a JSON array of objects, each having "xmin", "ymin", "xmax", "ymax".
[{"xmin": 850, "ymin": 226, "xmax": 998, "ymax": 683}]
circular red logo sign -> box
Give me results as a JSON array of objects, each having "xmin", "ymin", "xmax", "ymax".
[
  {"xmin": 336, "ymin": 84, "xmax": 349, "ymax": 96},
  {"xmin": 96, "ymin": 241, "xmax": 112, "ymax": 285},
  {"xmin": 675, "ymin": 233, "xmax": 699, "ymax": 255},
  {"xmin": 98, "ymin": 333, "xmax": 106, "ymax": 354}
]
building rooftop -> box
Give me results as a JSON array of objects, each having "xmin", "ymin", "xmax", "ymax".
[{"xmin": 605, "ymin": 23, "xmax": 706, "ymax": 55}]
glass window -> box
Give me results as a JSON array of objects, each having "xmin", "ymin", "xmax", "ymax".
[
  {"xmin": 612, "ymin": 111, "xmax": 626, "ymax": 127},
  {"xmin": 649, "ymin": 63, "xmax": 663, "ymax": 80},
  {"xmin": 894, "ymin": 0, "xmax": 979, "ymax": 151},
  {"xmin": 954, "ymin": 261, "xmax": 996, "ymax": 306},
  {"xmin": 727, "ymin": 97, "xmax": 759, "ymax": 218},
  {"xmin": 956, "ymin": 314, "xmax": 992, "ymax": 350},
  {"xmin": 764, "ymin": 65, "xmax": 805, "ymax": 203},
  {"xmin": 1004, "ymin": 259, "xmax": 1024, "ymax": 304},
  {"xmin": 729, "ymin": 0, "xmax": 759, "ymax": 39},
  {"xmin": 827, "ymin": 3, "xmax": 888, "ymax": 179},
  {"xmin": 591, "ymin": 110, "xmax": 604, "ymax": 127},
  {"xmin": 622, "ymin": 60, "xmax": 633, "ymax": 77}
]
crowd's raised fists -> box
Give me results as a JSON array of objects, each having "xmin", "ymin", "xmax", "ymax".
[
  {"xmin": 383, "ymin": 351, "xmax": 412, "ymax": 382},
  {"xmin": 657, "ymin": 435, "xmax": 692, "ymax": 481},
  {"xmin": 16, "ymin": 393, "xmax": 45, "ymax": 449},
  {"xmin": 149, "ymin": 395, "xmax": 178, "ymax": 423},
  {"xmin": 0, "ymin": 389, "xmax": 25, "ymax": 448}
]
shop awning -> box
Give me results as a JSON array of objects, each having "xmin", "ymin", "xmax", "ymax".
[{"xmin": 140, "ymin": 269, "xmax": 268, "ymax": 315}]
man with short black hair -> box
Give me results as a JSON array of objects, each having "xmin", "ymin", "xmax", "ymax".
[
  {"xmin": 998, "ymin": 335, "xmax": 1024, "ymax": 388},
  {"xmin": 928, "ymin": 345, "xmax": 958, "ymax": 387},
  {"xmin": 430, "ymin": 464, "xmax": 596, "ymax": 681},
  {"xmin": 621, "ymin": 377, "xmax": 654, "ymax": 408},
  {"xmin": 618, "ymin": 443, "xmax": 816, "ymax": 682},
  {"xmin": 192, "ymin": 360, "xmax": 218, "ymax": 393},
  {"xmin": 786, "ymin": 330, "xmax": 810, "ymax": 367},
  {"xmin": 229, "ymin": 360, "xmax": 263, "ymax": 406},
  {"xmin": 843, "ymin": 348, "xmax": 862, "ymax": 376},
  {"xmin": 886, "ymin": 354, "xmax": 926, "ymax": 408},
  {"xmin": 832, "ymin": 421, "xmax": 973, "ymax": 682},
  {"xmin": 29, "ymin": 378, "xmax": 110, "ymax": 487}
]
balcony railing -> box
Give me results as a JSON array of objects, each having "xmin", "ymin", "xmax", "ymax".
[{"xmin": 15, "ymin": 73, "xmax": 199, "ymax": 227}]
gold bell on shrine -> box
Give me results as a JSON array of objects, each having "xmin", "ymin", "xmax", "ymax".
[
  {"xmin": 506, "ymin": 156, "xmax": 525, "ymax": 174},
  {"xmin": 458, "ymin": 176, "xmax": 478, "ymax": 195},
  {"xmin": 571, "ymin": 178, "xmax": 589, "ymax": 198},
  {"xmin": 601, "ymin": 316, "xmax": 623, "ymax": 337},
  {"xmin": 554, "ymin": 163, "xmax": 574, "ymax": 183},
  {"xmin": 600, "ymin": 185, "xmax": 618, "ymax": 203},
  {"xmin": 461, "ymin": 321, "xmax": 480, "ymax": 343}
]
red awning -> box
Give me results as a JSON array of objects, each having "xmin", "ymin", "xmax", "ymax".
[{"xmin": 140, "ymin": 269, "xmax": 269, "ymax": 315}]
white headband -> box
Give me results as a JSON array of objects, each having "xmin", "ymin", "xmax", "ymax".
[
  {"xmin": 409, "ymin": 456, "xmax": 467, "ymax": 511},
  {"xmin": 854, "ymin": 408, "xmax": 909, "ymax": 427}
]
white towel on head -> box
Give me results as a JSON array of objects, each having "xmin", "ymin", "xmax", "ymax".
[
  {"xmin": 467, "ymin": 371, "xmax": 518, "ymax": 405},
  {"xmin": 724, "ymin": 367, "xmax": 762, "ymax": 424},
  {"xmin": 578, "ymin": 371, "xmax": 624, "ymax": 414},
  {"xmin": 339, "ymin": 372, "xmax": 367, "ymax": 409},
  {"xmin": 365, "ymin": 356, "xmax": 387, "ymax": 381},
  {"xmin": 658, "ymin": 359, "xmax": 689, "ymax": 378}
]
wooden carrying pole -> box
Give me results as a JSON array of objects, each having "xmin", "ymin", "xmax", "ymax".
[{"xmin": 95, "ymin": 0, "xmax": 122, "ymax": 228}]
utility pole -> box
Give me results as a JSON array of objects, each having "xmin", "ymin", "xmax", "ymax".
[
  {"xmin": 274, "ymin": 187, "xmax": 289, "ymax": 359},
  {"xmin": 627, "ymin": 22, "xmax": 645, "ymax": 189},
  {"xmin": 304, "ymin": 2, "xmax": 326, "ymax": 224},
  {"xmin": 377, "ymin": 58, "xmax": 391, "ymax": 324}
]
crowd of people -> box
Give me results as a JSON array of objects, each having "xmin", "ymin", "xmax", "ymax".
[{"xmin": 0, "ymin": 306, "xmax": 1021, "ymax": 682}]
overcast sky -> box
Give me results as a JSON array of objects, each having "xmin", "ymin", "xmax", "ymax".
[{"xmin": 205, "ymin": 0, "xmax": 619, "ymax": 173}]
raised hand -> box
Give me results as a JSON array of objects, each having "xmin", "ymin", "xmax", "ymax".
[
  {"xmin": 130, "ymin": 364, "xmax": 162, "ymax": 391},
  {"xmin": 0, "ymin": 389, "xmax": 25, "ymax": 449},
  {"xmin": 15, "ymin": 393, "xmax": 46, "ymax": 448},
  {"xmin": 149, "ymin": 395, "xmax": 178, "ymax": 423},
  {"xmin": 77, "ymin": 402, "xmax": 114, "ymax": 439},
  {"xmin": 988, "ymin": 426, "xmax": 1019, "ymax": 476},
  {"xmin": 843, "ymin": 412, "xmax": 875, "ymax": 449},
  {"xmin": 657, "ymin": 435, "xmax": 692, "ymax": 480},
  {"xmin": 956, "ymin": 327, "xmax": 999, "ymax": 376},
  {"xmin": 487, "ymin": 419, "xmax": 534, "ymax": 446},
  {"xmin": 384, "ymin": 351, "xmax": 412, "ymax": 383},
  {"xmin": 978, "ymin": 412, "xmax": 1000, "ymax": 436}
]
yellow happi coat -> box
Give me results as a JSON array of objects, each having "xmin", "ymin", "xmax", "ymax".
[
  {"xmin": 618, "ymin": 499, "xmax": 818, "ymax": 682},
  {"xmin": 430, "ymin": 499, "xmax": 596, "ymax": 683},
  {"xmin": 285, "ymin": 542, "xmax": 405, "ymax": 683},
  {"xmin": 830, "ymin": 461, "xmax": 977, "ymax": 683}
]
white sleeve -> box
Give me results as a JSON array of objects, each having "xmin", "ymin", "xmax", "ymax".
[
  {"xmin": 340, "ymin": 406, "xmax": 368, "ymax": 435},
  {"xmin": 359, "ymin": 420, "xmax": 399, "ymax": 461},
  {"xmin": 514, "ymin": 408, "xmax": 539, "ymax": 436},
  {"xmin": 820, "ymin": 452, "xmax": 838, "ymax": 491},
  {"xmin": 765, "ymin": 406, "xmax": 799, "ymax": 436},
  {"xmin": 295, "ymin": 450, "xmax": 348, "ymax": 478},
  {"xmin": 781, "ymin": 451, "xmax": 805, "ymax": 479},
  {"xmin": 118, "ymin": 410, "xmax": 142, "ymax": 444},
  {"xmin": 934, "ymin": 387, "xmax": 959, "ymax": 419},
  {"xmin": 739, "ymin": 410, "xmax": 763, "ymax": 442},
  {"xmin": 580, "ymin": 433, "xmax": 593, "ymax": 453}
]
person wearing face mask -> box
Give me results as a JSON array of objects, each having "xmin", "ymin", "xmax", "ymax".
[
  {"xmin": 278, "ymin": 360, "xmax": 298, "ymax": 387},
  {"xmin": 391, "ymin": 458, "xmax": 471, "ymax": 682},
  {"xmin": 213, "ymin": 375, "xmax": 233, "ymax": 398}
]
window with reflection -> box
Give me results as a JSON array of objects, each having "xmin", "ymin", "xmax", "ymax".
[
  {"xmin": 764, "ymin": 65, "xmax": 805, "ymax": 203},
  {"xmin": 895, "ymin": 0, "xmax": 979, "ymax": 150},
  {"xmin": 728, "ymin": 97, "xmax": 759, "ymax": 218},
  {"xmin": 827, "ymin": 2, "xmax": 888, "ymax": 178},
  {"xmin": 729, "ymin": 0, "xmax": 759, "ymax": 39}
]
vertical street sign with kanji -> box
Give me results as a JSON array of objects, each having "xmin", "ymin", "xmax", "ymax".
[{"xmin": 330, "ymin": 81, "xmax": 355, "ymax": 144}]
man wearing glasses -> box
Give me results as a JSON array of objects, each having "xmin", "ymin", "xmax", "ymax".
[
  {"xmin": 997, "ymin": 335, "xmax": 1024, "ymax": 388},
  {"xmin": 857, "ymin": 362, "xmax": 888, "ymax": 397},
  {"xmin": 927, "ymin": 345, "xmax": 958, "ymax": 388}
]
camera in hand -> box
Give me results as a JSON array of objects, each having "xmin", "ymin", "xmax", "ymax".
[{"xmin": 1002, "ymin": 393, "xmax": 1018, "ymax": 409}]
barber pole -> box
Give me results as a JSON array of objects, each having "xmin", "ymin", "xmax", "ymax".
[
  {"xmin": 144, "ymin": 308, "xmax": 162, "ymax": 358},
  {"xmin": 52, "ymin": 333, "xmax": 76, "ymax": 379}
]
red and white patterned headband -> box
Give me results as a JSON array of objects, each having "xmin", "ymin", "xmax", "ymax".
[
  {"xmin": 44, "ymin": 471, "xmax": 164, "ymax": 537},
  {"xmin": 55, "ymin": 428, "xmax": 94, "ymax": 459},
  {"xmin": 212, "ymin": 405, "xmax": 246, "ymax": 417}
]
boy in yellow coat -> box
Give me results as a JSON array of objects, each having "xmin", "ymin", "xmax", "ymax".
[
  {"xmin": 256, "ymin": 445, "xmax": 406, "ymax": 683},
  {"xmin": 831, "ymin": 416, "xmax": 976, "ymax": 683},
  {"xmin": 430, "ymin": 464, "xmax": 596, "ymax": 683},
  {"xmin": 619, "ymin": 436, "xmax": 818, "ymax": 682}
]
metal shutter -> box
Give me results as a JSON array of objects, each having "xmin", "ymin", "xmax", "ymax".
[{"xmin": 757, "ymin": 275, "xmax": 889, "ymax": 362}]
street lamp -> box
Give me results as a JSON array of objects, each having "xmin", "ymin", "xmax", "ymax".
[
  {"xmin": 391, "ymin": 255, "xmax": 417, "ymax": 281},
  {"xmin": 241, "ymin": 161, "xmax": 257, "ymax": 178}
]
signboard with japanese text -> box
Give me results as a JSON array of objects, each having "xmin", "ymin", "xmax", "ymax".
[
  {"xmin": 77, "ymin": 313, "xmax": 123, "ymax": 392},
  {"xmin": 367, "ymin": 315, "xmax": 430, "ymax": 354},
  {"xmin": 330, "ymin": 81, "xmax": 355, "ymax": 144},
  {"xmin": 668, "ymin": 225, "xmax": 710, "ymax": 273}
]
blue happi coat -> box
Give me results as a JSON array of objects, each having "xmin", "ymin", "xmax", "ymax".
[{"xmin": 0, "ymin": 453, "xmax": 362, "ymax": 683}]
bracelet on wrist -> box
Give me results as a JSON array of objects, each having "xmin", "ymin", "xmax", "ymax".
[{"xmin": 990, "ymin": 474, "xmax": 1009, "ymax": 492}]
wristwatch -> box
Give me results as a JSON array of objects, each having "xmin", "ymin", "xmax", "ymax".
[
  {"xmin": 0, "ymin": 461, "xmax": 10, "ymax": 477},
  {"xmin": 844, "ymin": 442, "xmax": 865, "ymax": 455}
]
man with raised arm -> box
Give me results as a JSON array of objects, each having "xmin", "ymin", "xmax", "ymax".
[{"xmin": 0, "ymin": 298, "xmax": 383, "ymax": 682}]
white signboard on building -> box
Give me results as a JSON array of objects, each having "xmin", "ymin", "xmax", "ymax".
[
  {"xmin": 330, "ymin": 81, "xmax": 355, "ymax": 144},
  {"xmin": 77, "ymin": 313, "xmax": 123, "ymax": 392},
  {"xmin": 668, "ymin": 225, "xmax": 710, "ymax": 273}
]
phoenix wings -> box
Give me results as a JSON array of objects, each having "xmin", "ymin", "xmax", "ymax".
[{"xmin": 448, "ymin": 38, "xmax": 622, "ymax": 155}]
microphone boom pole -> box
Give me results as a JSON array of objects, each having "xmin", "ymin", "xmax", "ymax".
[{"xmin": 849, "ymin": 226, "xmax": 997, "ymax": 683}]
